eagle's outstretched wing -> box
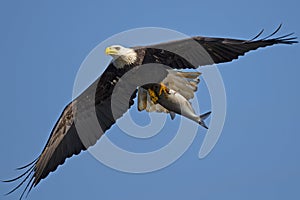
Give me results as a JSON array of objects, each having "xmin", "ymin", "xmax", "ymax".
[
  {"xmin": 141, "ymin": 25, "xmax": 297, "ymax": 69},
  {"xmin": 3, "ymin": 64, "xmax": 138, "ymax": 199}
]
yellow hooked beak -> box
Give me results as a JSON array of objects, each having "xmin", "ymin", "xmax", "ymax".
[{"xmin": 105, "ymin": 47, "xmax": 118, "ymax": 55}]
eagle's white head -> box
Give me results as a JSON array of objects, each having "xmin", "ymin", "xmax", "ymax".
[{"xmin": 105, "ymin": 45, "xmax": 137, "ymax": 68}]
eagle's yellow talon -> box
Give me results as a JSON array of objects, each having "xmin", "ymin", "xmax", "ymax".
[
  {"xmin": 159, "ymin": 84, "xmax": 169, "ymax": 96},
  {"xmin": 148, "ymin": 89, "xmax": 158, "ymax": 104}
]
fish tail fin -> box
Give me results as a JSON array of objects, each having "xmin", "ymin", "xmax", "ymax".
[{"xmin": 199, "ymin": 111, "xmax": 212, "ymax": 129}]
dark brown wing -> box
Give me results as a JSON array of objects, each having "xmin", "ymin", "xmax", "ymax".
[
  {"xmin": 141, "ymin": 25, "xmax": 297, "ymax": 68},
  {"xmin": 4, "ymin": 63, "xmax": 138, "ymax": 199},
  {"xmin": 20, "ymin": 63, "xmax": 171, "ymax": 197}
]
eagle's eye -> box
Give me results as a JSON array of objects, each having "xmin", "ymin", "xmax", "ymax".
[{"xmin": 114, "ymin": 46, "xmax": 120, "ymax": 50}]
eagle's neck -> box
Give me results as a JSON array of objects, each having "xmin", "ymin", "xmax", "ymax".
[{"xmin": 112, "ymin": 49, "xmax": 137, "ymax": 69}]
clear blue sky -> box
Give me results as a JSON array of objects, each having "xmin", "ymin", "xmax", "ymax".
[{"xmin": 1, "ymin": 0, "xmax": 299, "ymax": 200}]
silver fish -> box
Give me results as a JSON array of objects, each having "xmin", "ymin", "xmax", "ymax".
[
  {"xmin": 138, "ymin": 71, "xmax": 201, "ymax": 115},
  {"xmin": 142, "ymin": 83, "xmax": 211, "ymax": 129}
]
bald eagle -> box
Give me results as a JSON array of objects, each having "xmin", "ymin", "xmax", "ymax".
[{"xmin": 3, "ymin": 25, "xmax": 297, "ymax": 199}]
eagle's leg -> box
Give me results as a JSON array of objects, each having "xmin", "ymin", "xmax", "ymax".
[
  {"xmin": 148, "ymin": 89, "xmax": 159, "ymax": 104},
  {"xmin": 158, "ymin": 83, "xmax": 169, "ymax": 96}
]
